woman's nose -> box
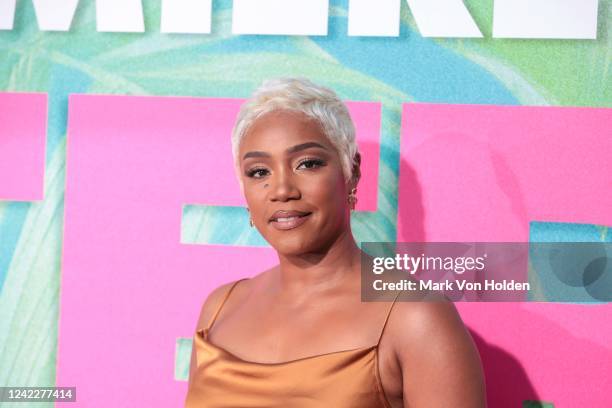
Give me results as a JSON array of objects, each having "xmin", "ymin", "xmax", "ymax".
[{"xmin": 269, "ymin": 168, "xmax": 300, "ymax": 202}]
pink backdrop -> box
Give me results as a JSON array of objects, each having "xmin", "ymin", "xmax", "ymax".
[
  {"xmin": 0, "ymin": 92, "xmax": 47, "ymax": 201},
  {"xmin": 398, "ymin": 103, "xmax": 612, "ymax": 407},
  {"xmin": 40, "ymin": 95, "xmax": 610, "ymax": 406},
  {"xmin": 56, "ymin": 94, "xmax": 381, "ymax": 406}
]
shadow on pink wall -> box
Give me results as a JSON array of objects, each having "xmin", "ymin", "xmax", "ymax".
[{"xmin": 396, "ymin": 103, "xmax": 612, "ymax": 406}]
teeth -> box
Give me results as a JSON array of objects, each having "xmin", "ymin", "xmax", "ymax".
[{"xmin": 276, "ymin": 216, "xmax": 299, "ymax": 222}]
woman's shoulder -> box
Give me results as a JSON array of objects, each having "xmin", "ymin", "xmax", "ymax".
[
  {"xmin": 194, "ymin": 281, "xmax": 239, "ymax": 331},
  {"xmin": 194, "ymin": 269, "xmax": 273, "ymax": 331},
  {"xmin": 389, "ymin": 295, "xmax": 466, "ymax": 344},
  {"xmin": 386, "ymin": 296, "xmax": 485, "ymax": 405}
]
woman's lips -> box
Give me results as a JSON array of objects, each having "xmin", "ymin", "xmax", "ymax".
[{"xmin": 269, "ymin": 213, "xmax": 312, "ymax": 230}]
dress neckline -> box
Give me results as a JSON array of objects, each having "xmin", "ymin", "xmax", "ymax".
[
  {"xmin": 195, "ymin": 328, "xmax": 378, "ymax": 366},
  {"xmin": 195, "ymin": 278, "xmax": 402, "ymax": 368}
]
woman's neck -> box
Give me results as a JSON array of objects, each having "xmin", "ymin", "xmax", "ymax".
[{"xmin": 273, "ymin": 227, "xmax": 363, "ymax": 298}]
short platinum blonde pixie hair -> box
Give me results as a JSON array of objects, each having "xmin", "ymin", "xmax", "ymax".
[{"xmin": 231, "ymin": 77, "xmax": 358, "ymax": 184}]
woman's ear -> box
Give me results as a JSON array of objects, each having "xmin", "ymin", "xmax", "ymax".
[{"xmin": 351, "ymin": 152, "xmax": 362, "ymax": 189}]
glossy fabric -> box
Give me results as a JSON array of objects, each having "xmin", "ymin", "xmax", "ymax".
[{"xmin": 184, "ymin": 279, "xmax": 397, "ymax": 408}]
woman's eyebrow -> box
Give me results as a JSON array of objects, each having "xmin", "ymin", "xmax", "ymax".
[{"xmin": 242, "ymin": 142, "xmax": 328, "ymax": 160}]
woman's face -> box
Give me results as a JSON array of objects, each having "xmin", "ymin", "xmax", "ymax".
[{"xmin": 238, "ymin": 110, "xmax": 353, "ymax": 256}]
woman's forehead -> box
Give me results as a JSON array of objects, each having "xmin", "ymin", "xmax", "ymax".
[{"xmin": 240, "ymin": 111, "xmax": 332, "ymax": 151}]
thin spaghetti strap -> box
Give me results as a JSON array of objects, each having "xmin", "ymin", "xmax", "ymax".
[
  {"xmin": 377, "ymin": 290, "xmax": 403, "ymax": 345},
  {"xmin": 203, "ymin": 278, "xmax": 248, "ymax": 337}
]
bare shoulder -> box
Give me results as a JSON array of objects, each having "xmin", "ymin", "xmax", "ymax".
[
  {"xmin": 195, "ymin": 280, "xmax": 245, "ymax": 331},
  {"xmin": 388, "ymin": 297, "xmax": 486, "ymax": 407},
  {"xmin": 194, "ymin": 269, "xmax": 271, "ymax": 331},
  {"xmin": 390, "ymin": 294, "xmax": 468, "ymax": 343}
]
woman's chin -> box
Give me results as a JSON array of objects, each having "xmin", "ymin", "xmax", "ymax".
[{"xmin": 269, "ymin": 240, "xmax": 316, "ymax": 257}]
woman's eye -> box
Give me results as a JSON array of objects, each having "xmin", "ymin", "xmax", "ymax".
[
  {"xmin": 246, "ymin": 159, "xmax": 324, "ymax": 178},
  {"xmin": 246, "ymin": 168, "xmax": 269, "ymax": 178},
  {"xmin": 297, "ymin": 159, "xmax": 326, "ymax": 170}
]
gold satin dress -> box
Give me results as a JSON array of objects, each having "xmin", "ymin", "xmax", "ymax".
[{"xmin": 184, "ymin": 279, "xmax": 401, "ymax": 408}]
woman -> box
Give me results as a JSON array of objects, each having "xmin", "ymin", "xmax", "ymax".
[{"xmin": 185, "ymin": 78, "xmax": 486, "ymax": 407}]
